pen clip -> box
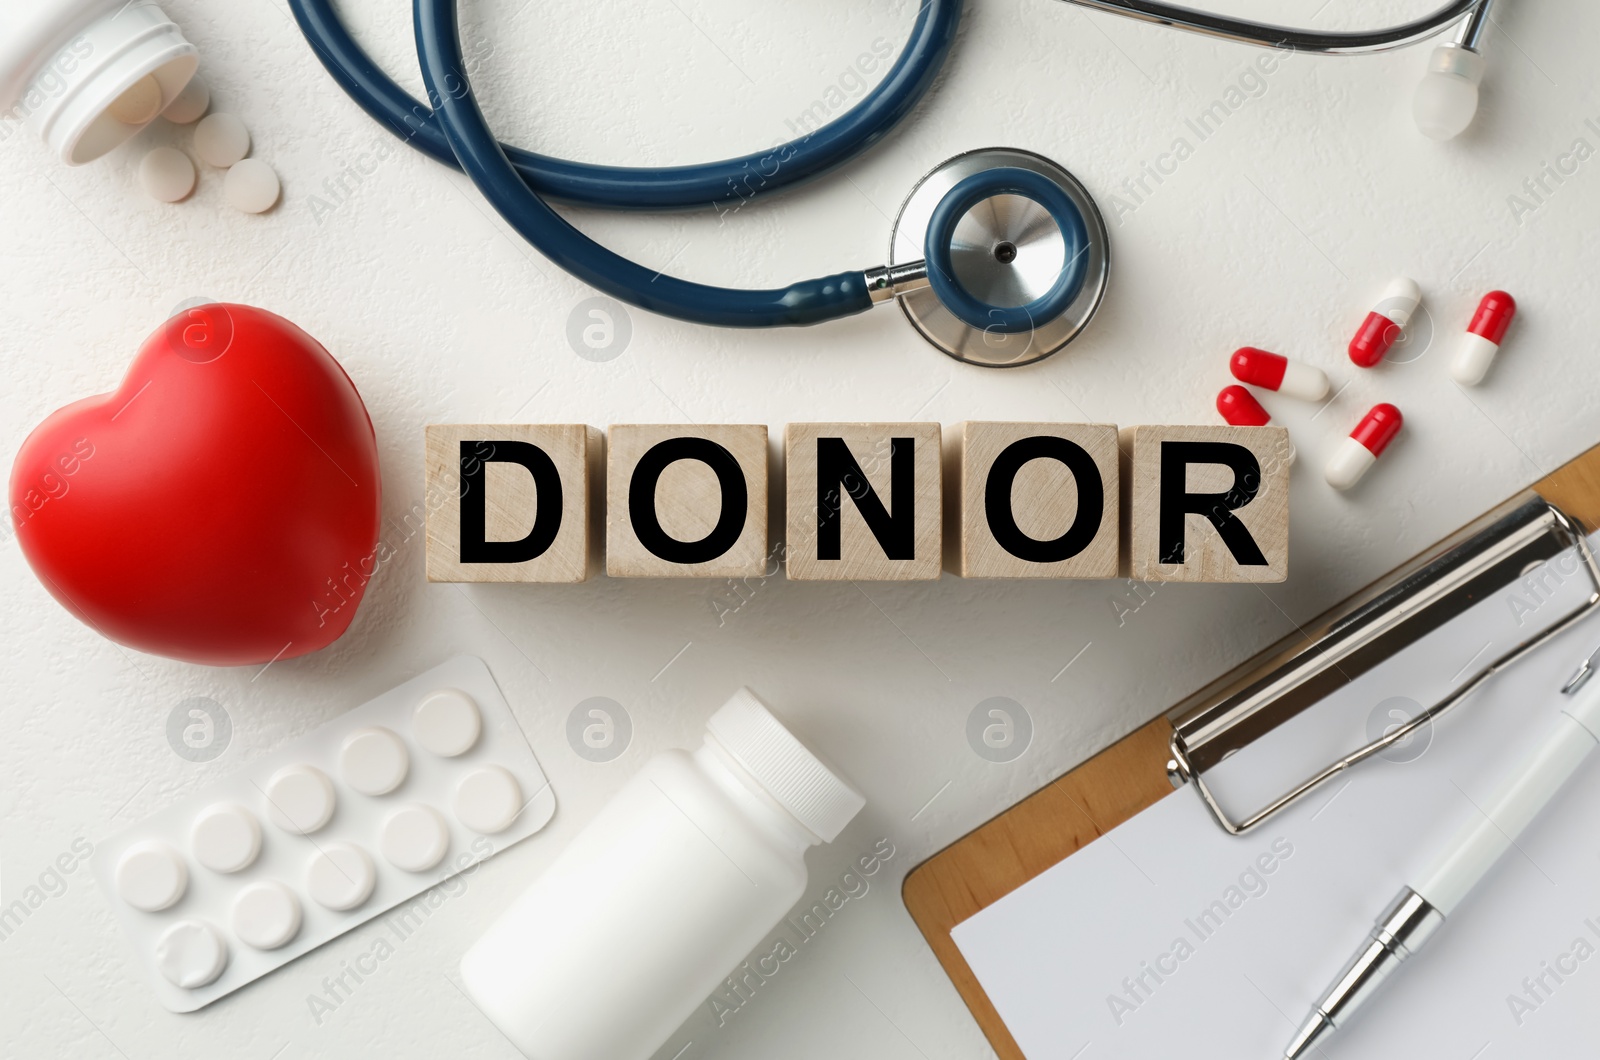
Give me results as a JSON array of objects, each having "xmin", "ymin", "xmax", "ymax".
[{"xmin": 1562, "ymin": 647, "xmax": 1600, "ymax": 695}]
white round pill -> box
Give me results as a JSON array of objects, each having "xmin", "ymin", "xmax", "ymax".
[
  {"xmin": 155, "ymin": 920, "xmax": 227, "ymax": 989},
  {"xmin": 339, "ymin": 727, "xmax": 409, "ymax": 796},
  {"xmin": 454, "ymin": 766, "xmax": 523, "ymax": 835},
  {"xmin": 108, "ymin": 74, "xmax": 163, "ymax": 126},
  {"xmin": 139, "ymin": 147, "xmax": 196, "ymax": 203},
  {"xmin": 190, "ymin": 804, "xmax": 261, "ymax": 874},
  {"xmin": 306, "ymin": 842, "xmax": 377, "ymax": 912},
  {"xmin": 115, "ymin": 841, "xmax": 188, "ymax": 912},
  {"xmin": 413, "ymin": 689, "xmax": 482, "ymax": 757},
  {"xmin": 264, "ymin": 764, "xmax": 336, "ymax": 835},
  {"xmin": 379, "ymin": 804, "xmax": 450, "ymax": 872},
  {"xmin": 162, "ymin": 74, "xmax": 210, "ymax": 124},
  {"xmin": 223, "ymin": 158, "xmax": 280, "ymax": 214},
  {"xmin": 232, "ymin": 880, "xmax": 301, "ymax": 950},
  {"xmin": 194, "ymin": 112, "xmax": 250, "ymax": 167}
]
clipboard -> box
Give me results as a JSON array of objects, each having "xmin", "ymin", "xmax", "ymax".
[{"xmin": 902, "ymin": 442, "xmax": 1600, "ymax": 1060}]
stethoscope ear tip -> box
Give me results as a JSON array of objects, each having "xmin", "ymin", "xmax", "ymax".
[{"xmin": 1413, "ymin": 43, "xmax": 1484, "ymax": 141}]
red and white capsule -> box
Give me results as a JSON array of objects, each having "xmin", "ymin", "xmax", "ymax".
[
  {"xmin": 1450, "ymin": 290, "xmax": 1516, "ymax": 386},
  {"xmin": 1325, "ymin": 403, "xmax": 1403, "ymax": 490},
  {"xmin": 1348, "ymin": 278, "xmax": 1422, "ymax": 368},
  {"xmin": 1217, "ymin": 385, "xmax": 1271, "ymax": 426},
  {"xmin": 1230, "ymin": 347, "xmax": 1330, "ymax": 402},
  {"xmin": 1217, "ymin": 386, "xmax": 1295, "ymax": 464}
]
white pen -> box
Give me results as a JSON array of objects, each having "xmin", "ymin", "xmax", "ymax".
[{"xmin": 1284, "ymin": 648, "xmax": 1600, "ymax": 1058}]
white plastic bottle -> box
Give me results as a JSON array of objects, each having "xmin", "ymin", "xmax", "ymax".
[
  {"xmin": 461, "ymin": 688, "xmax": 865, "ymax": 1060},
  {"xmin": 0, "ymin": 1, "xmax": 197, "ymax": 165}
]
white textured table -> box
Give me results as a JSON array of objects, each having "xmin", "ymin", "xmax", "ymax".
[{"xmin": 3, "ymin": 0, "xmax": 1597, "ymax": 1057}]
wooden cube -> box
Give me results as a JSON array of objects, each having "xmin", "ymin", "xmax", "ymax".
[
  {"xmin": 1124, "ymin": 424, "xmax": 1290, "ymax": 583},
  {"xmin": 606, "ymin": 424, "xmax": 769, "ymax": 578},
  {"xmin": 425, "ymin": 424, "xmax": 600, "ymax": 583},
  {"xmin": 785, "ymin": 423, "xmax": 942, "ymax": 581},
  {"xmin": 949, "ymin": 422, "xmax": 1120, "ymax": 579}
]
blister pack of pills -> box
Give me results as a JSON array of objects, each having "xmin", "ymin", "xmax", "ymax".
[{"xmin": 92, "ymin": 655, "xmax": 555, "ymax": 1012}]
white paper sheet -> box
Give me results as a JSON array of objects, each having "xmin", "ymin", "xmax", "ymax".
[{"xmin": 952, "ymin": 538, "xmax": 1600, "ymax": 1059}]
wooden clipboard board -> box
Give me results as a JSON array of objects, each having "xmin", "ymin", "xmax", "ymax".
[{"xmin": 902, "ymin": 442, "xmax": 1600, "ymax": 1060}]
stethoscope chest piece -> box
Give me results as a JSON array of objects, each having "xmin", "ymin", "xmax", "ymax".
[{"xmin": 890, "ymin": 147, "xmax": 1110, "ymax": 368}]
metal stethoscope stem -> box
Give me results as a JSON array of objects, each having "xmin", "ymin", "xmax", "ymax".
[
  {"xmin": 1060, "ymin": 0, "xmax": 1485, "ymax": 55},
  {"xmin": 1454, "ymin": 0, "xmax": 1495, "ymax": 50}
]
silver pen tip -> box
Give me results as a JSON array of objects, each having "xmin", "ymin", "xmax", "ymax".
[{"xmin": 1283, "ymin": 1010, "xmax": 1332, "ymax": 1060}]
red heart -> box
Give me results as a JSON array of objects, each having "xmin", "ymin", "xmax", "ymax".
[{"xmin": 10, "ymin": 304, "xmax": 382, "ymax": 666}]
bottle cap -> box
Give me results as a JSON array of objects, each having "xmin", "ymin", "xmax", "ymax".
[
  {"xmin": 27, "ymin": 3, "xmax": 197, "ymax": 165},
  {"xmin": 706, "ymin": 689, "xmax": 865, "ymax": 843}
]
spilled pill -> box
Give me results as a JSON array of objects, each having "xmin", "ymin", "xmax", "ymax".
[
  {"xmin": 194, "ymin": 112, "xmax": 250, "ymax": 167},
  {"xmin": 1326, "ymin": 403, "xmax": 1403, "ymax": 490},
  {"xmin": 1349, "ymin": 278, "xmax": 1422, "ymax": 368},
  {"xmin": 139, "ymin": 147, "xmax": 196, "ymax": 203},
  {"xmin": 1216, "ymin": 386, "xmax": 1296, "ymax": 465},
  {"xmin": 1230, "ymin": 347, "xmax": 1330, "ymax": 401},
  {"xmin": 1216, "ymin": 385, "xmax": 1271, "ymax": 427},
  {"xmin": 224, "ymin": 158, "xmax": 280, "ymax": 214},
  {"xmin": 1451, "ymin": 290, "xmax": 1516, "ymax": 386}
]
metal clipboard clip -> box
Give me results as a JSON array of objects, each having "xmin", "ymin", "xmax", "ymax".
[{"xmin": 1165, "ymin": 492, "xmax": 1600, "ymax": 835}]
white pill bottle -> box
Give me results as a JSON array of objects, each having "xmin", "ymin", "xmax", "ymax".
[
  {"xmin": 0, "ymin": 1, "xmax": 196, "ymax": 164},
  {"xmin": 462, "ymin": 688, "xmax": 865, "ymax": 1060}
]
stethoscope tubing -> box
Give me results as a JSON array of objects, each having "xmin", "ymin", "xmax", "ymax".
[
  {"xmin": 288, "ymin": 0, "xmax": 960, "ymax": 213},
  {"xmin": 412, "ymin": 0, "xmax": 900, "ymax": 327},
  {"xmin": 289, "ymin": 0, "xmax": 961, "ymax": 327}
]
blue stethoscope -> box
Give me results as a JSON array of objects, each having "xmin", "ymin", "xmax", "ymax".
[{"xmin": 288, "ymin": 0, "xmax": 1492, "ymax": 367}]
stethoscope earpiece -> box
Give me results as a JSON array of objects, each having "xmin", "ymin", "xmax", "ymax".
[
  {"xmin": 1412, "ymin": 0, "xmax": 1492, "ymax": 140},
  {"xmin": 1414, "ymin": 44, "xmax": 1485, "ymax": 140}
]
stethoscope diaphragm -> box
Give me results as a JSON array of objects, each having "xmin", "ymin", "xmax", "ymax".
[{"xmin": 888, "ymin": 147, "xmax": 1110, "ymax": 368}]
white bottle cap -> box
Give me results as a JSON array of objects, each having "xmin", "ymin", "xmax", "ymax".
[
  {"xmin": 705, "ymin": 689, "xmax": 865, "ymax": 843},
  {"xmin": 25, "ymin": 2, "xmax": 198, "ymax": 165}
]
